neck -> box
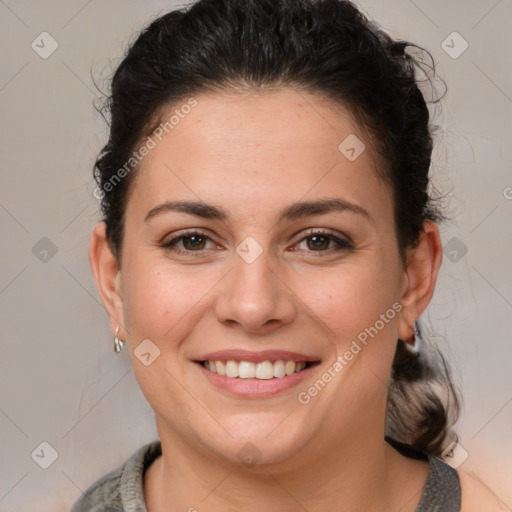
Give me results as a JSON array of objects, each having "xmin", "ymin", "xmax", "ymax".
[{"xmin": 144, "ymin": 419, "xmax": 427, "ymax": 512}]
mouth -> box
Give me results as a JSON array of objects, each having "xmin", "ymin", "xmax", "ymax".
[
  {"xmin": 192, "ymin": 350, "xmax": 321, "ymax": 398},
  {"xmin": 196, "ymin": 359, "xmax": 318, "ymax": 379}
]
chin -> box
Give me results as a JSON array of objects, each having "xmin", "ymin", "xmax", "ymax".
[
  {"xmin": 220, "ymin": 439, "xmax": 304, "ymax": 467},
  {"xmin": 205, "ymin": 415, "xmax": 310, "ymax": 467}
]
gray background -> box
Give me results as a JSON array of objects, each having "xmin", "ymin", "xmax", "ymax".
[{"xmin": 0, "ymin": 0, "xmax": 511, "ymax": 510}]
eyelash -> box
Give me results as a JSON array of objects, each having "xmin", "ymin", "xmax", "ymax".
[{"xmin": 160, "ymin": 228, "xmax": 353, "ymax": 256}]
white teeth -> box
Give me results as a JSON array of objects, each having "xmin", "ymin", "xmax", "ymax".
[
  {"xmin": 239, "ymin": 361, "xmax": 256, "ymax": 379},
  {"xmin": 273, "ymin": 360, "xmax": 286, "ymax": 378},
  {"xmin": 295, "ymin": 361, "xmax": 306, "ymax": 372},
  {"xmin": 202, "ymin": 359, "xmax": 312, "ymax": 379},
  {"xmin": 215, "ymin": 361, "xmax": 225, "ymax": 375},
  {"xmin": 255, "ymin": 361, "xmax": 274, "ymax": 379},
  {"xmin": 285, "ymin": 361, "xmax": 296, "ymax": 375},
  {"xmin": 225, "ymin": 360, "xmax": 238, "ymax": 378}
]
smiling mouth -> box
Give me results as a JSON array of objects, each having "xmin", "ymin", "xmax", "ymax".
[{"xmin": 197, "ymin": 359, "xmax": 319, "ymax": 379}]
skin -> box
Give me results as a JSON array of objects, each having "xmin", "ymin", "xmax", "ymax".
[{"xmin": 89, "ymin": 88, "xmax": 499, "ymax": 511}]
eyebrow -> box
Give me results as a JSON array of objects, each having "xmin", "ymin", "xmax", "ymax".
[{"xmin": 144, "ymin": 198, "xmax": 372, "ymax": 224}]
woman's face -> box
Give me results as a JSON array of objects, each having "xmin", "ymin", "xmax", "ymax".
[{"xmin": 96, "ymin": 88, "xmax": 418, "ymax": 466}]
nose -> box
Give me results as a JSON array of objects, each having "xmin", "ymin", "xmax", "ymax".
[{"xmin": 214, "ymin": 251, "xmax": 297, "ymax": 334}]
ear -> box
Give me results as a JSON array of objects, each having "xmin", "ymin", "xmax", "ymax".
[
  {"xmin": 89, "ymin": 221, "xmax": 127, "ymax": 339},
  {"xmin": 398, "ymin": 220, "xmax": 443, "ymax": 342}
]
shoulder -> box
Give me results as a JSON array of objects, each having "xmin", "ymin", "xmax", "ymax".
[
  {"xmin": 69, "ymin": 441, "xmax": 161, "ymax": 512},
  {"xmin": 458, "ymin": 470, "xmax": 509, "ymax": 512},
  {"xmin": 69, "ymin": 463, "xmax": 124, "ymax": 512}
]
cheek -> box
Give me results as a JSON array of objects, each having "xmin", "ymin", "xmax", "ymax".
[
  {"xmin": 121, "ymin": 254, "xmax": 220, "ymax": 344},
  {"xmin": 120, "ymin": 257, "xmax": 219, "ymax": 406},
  {"xmin": 301, "ymin": 258, "xmax": 401, "ymax": 341},
  {"xmin": 300, "ymin": 262, "xmax": 402, "ymax": 401}
]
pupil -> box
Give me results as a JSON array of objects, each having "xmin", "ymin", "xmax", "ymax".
[
  {"xmin": 308, "ymin": 235, "xmax": 328, "ymax": 250},
  {"xmin": 185, "ymin": 235, "xmax": 204, "ymax": 250}
]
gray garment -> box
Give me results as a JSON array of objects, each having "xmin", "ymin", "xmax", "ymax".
[
  {"xmin": 385, "ymin": 436, "xmax": 461, "ymax": 512},
  {"xmin": 69, "ymin": 438, "xmax": 461, "ymax": 512}
]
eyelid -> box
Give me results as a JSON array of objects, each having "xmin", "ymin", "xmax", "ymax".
[
  {"xmin": 161, "ymin": 227, "xmax": 353, "ymax": 255},
  {"xmin": 292, "ymin": 227, "xmax": 353, "ymax": 246},
  {"xmin": 160, "ymin": 229, "xmax": 219, "ymax": 249}
]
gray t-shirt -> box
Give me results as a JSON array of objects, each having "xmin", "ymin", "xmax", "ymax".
[{"xmin": 69, "ymin": 437, "xmax": 461, "ymax": 512}]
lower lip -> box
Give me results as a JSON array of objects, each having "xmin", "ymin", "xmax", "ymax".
[{"xmin": 195, "ymin": 362, "xmax": 318, "ymax": 398}]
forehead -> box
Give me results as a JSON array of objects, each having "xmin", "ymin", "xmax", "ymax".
[{"xmin": 127, "ymin": 88, "xmax": 392, "ymax": 224}]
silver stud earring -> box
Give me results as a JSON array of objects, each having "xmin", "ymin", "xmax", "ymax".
[
  {"xmin": 114, "ymin": 326, "xmax": 125, "ymax": 353},
  {"xmin": 404, "ymin": 321, "xmax": 421, "ymax": 354}
]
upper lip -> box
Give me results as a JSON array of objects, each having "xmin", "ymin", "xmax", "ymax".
[{"xmin": 195, "ymin": 349, "xmax": 320, "ymax": 363}]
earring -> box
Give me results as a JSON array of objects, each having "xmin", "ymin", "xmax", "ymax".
[
  {"xmin": 114, "ymin": 326, "xmax": 125, "ymax": 353},
  {"xmin": 404, "ymin": 321, "xmax": 421, "ymax": 354}
]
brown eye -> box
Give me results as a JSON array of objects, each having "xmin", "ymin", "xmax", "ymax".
[
  {"xmin": 306, "ymin": 234, "xmax": 331, "ymax": 251},
  {"xmin": 181, "ymin": 234, "xmax": 207, "ymax": 250},
  {"xmin": 293, "ymin": 229, "xmax": 353, "ymax": 253},
  {"xmin": 161, "ymin": 230, "xmax": 216, "ymax": 254}
]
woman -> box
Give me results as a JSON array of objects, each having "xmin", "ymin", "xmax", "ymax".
[{"xmin": 71, "ymin": 0, "xmax": 505, "ymax": 510}]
